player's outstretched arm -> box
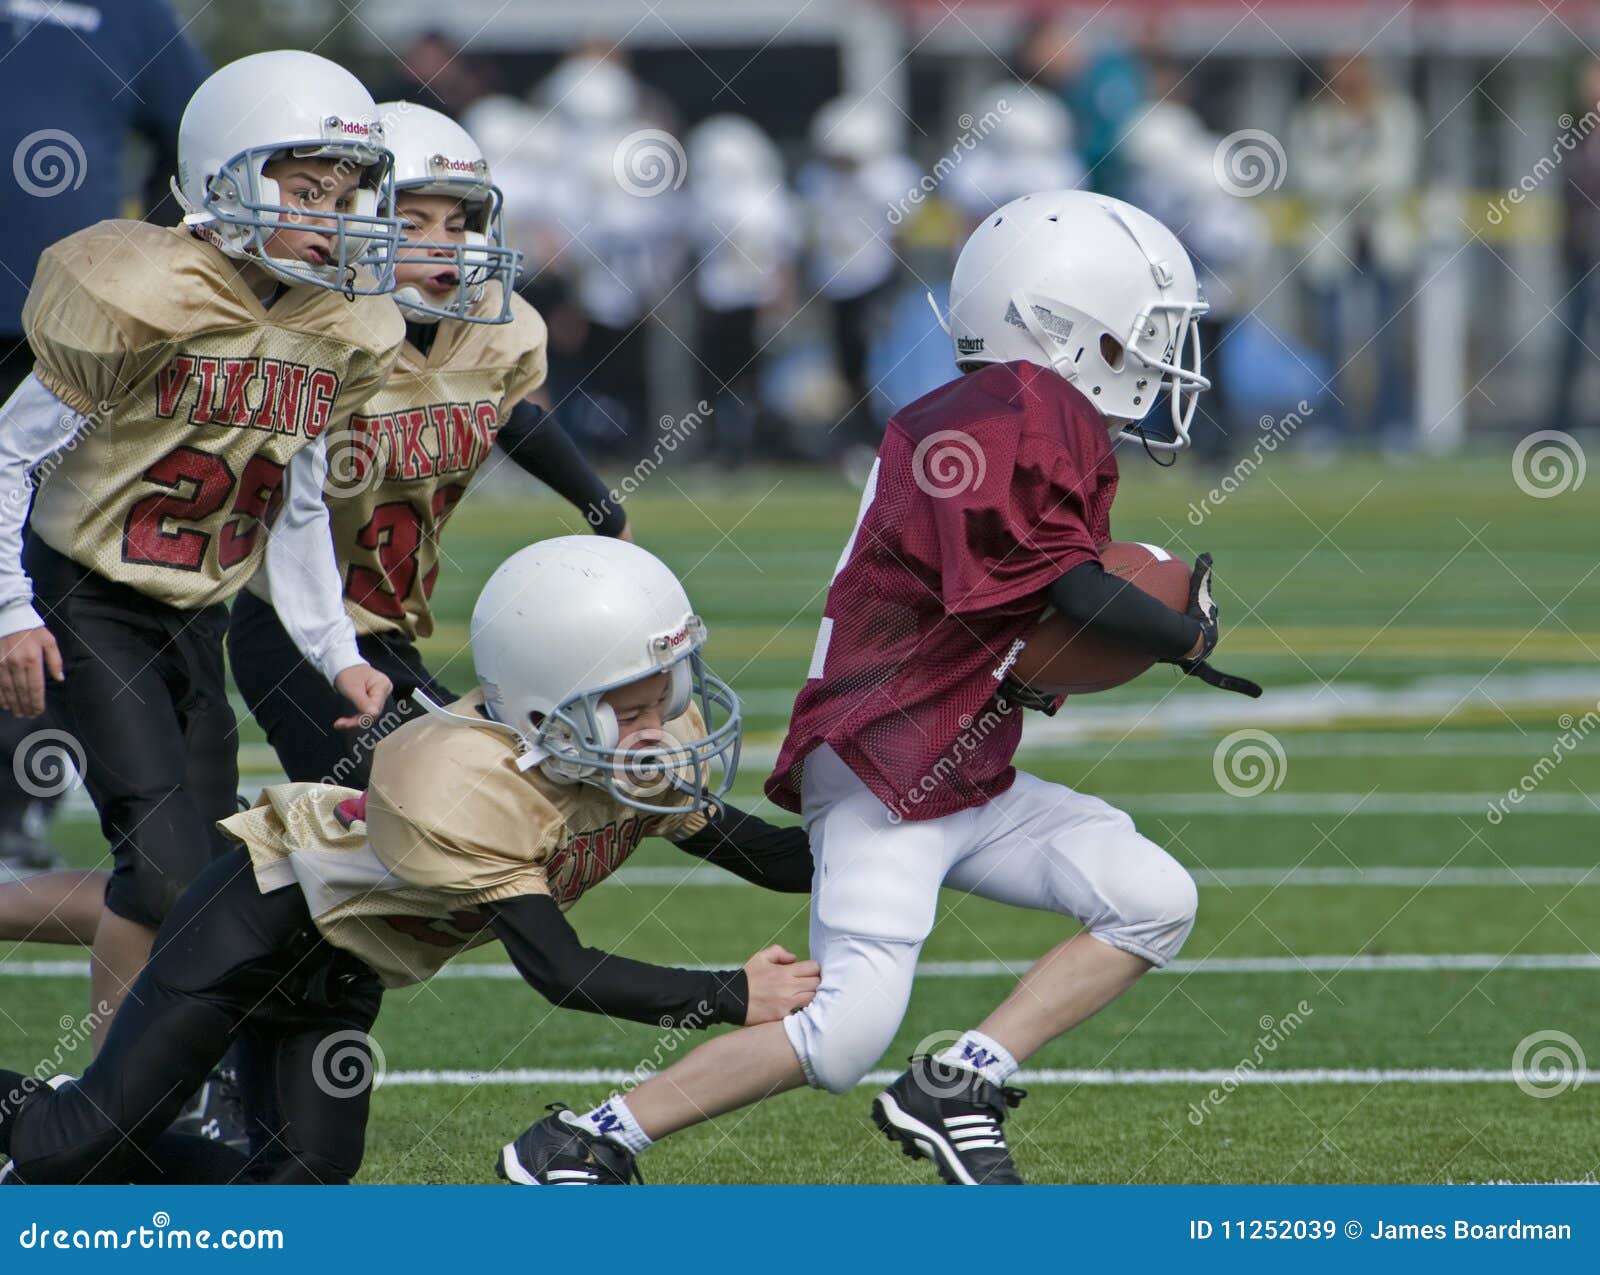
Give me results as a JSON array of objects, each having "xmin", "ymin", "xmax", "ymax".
[
  {"xmin": 495, "ymin": 401, "xmax": 629, "ymax": 539},
  {"xmin": 486, "ymin": 893, "xmax": 819, "ymax": 1028},
  {"xmin": 668, "ymin": 801, "xmax": 813, "ymax": 893}
]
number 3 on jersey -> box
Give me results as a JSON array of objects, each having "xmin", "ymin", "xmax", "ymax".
[{"xmin": 344, "ymin": 483, "xmax": 466, "ymax": 619}]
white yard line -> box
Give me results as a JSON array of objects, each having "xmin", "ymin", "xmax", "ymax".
[
  {"xmin": 372, "ymin": 1066, "xmax": 1589, "ymax": 1089},
  {"xmin": 5, "ymin": 953, "xmax": 1600, "ymax": 980},
  {"xmin": 603, "ymin": 864, "xmax": 1600, "ymax": 888}
]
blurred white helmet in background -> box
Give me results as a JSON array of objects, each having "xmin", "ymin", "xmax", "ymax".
[
  {"xmin": 538, "ymin": 54, "xmax": 641, "ymax": 128},
  {"xmin": 688, "ymin": 114, "xmax": 784, "ymax": 187},
  {"xmin": 810, "ymin": 94, "xmax": 899, "ymax": 162}
]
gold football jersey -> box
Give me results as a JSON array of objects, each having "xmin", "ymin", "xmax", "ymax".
[
  {"xmin": 222, "ymin": 691, "xmax": 710, "ymax": 988},
  {"xmin": 22, "ymin": 221, "xmax": 405, "ymax": 610},
  {"xmin": 328, "ymin": 288, "xmax": 548, "ymax": 640}
]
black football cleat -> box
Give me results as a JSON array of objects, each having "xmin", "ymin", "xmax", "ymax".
[
  {"xmin": 497, "ymin": 1104, "xmax": 642, "ymax": 1186},
  {"xmin": 169, "ymin": 1067, "xmax": 249, "ymax": 1151},
  {"xmin": 871, "ymin": 1056, "xmax": 1028, "ymax": 1185}
]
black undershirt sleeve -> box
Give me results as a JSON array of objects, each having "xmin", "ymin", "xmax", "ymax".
[
  {"xmin": 1047, "ymin": 561, "xmax": 1202, "ymax": 662},
  {"xmin": 495, "ymin": 400, "xmax": 627, "ymax": 536},
  {"xmin": 485, "ymin": 893, "xmax": 746, "ymax": 1028},
  {"xmin": 670, "ymin": 802, "xmax": 812, "ymax": 893}
]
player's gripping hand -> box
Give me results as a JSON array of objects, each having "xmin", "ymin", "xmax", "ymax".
[
  {"xmin": 333, "ymin": 663, "xmax": 394, "ymax": 729},
  {"xmin": 0, "ymin": 626, "xmax": 64, "ymax": 718},
  {"xmin": 742, "ymin": 944, "xmax": 821, "ymax": 1025},
  {"xmin": 1168, "ymin": 553, "xmax": 1263, "ymax": 699}
]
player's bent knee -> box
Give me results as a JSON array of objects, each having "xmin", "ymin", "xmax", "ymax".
[
  {"xmin": 784, "ymin": 988, "xmax": 901, "ymax": 1095},
  {"xmin": 1086, "ymin": 839, "xmax": 1199, "ymax": 967}
]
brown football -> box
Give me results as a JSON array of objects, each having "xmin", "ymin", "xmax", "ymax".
[{"xmin": 1006, "ymin": 541, "xmax": 1192, "ymax": 695}]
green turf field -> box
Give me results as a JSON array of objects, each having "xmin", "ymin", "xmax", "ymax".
[{"xmin": 4, "ymin": 451, "xmax": 1598, "ymax": 1184}]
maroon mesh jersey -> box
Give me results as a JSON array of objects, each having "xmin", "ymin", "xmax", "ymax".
[{"xmin": 766, "ymin": 361, "xmax": 1119, "ymax": 821}]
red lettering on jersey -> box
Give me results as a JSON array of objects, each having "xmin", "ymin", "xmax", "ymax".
[
  {"xmin": 304, "ymin": 369, "xmax": 338, "ymax": 438},
  {"xmin": 474, "ymin": 401, "xmax": 499, "ymax": 464},
  {"xmin": 396, "ymin": 408, "xmax": 432, "ymax": 478},
  {"xmin": 216, "ymin": 359, "xmax": 259, "ymax": 426},
  {"xmin": 154, "ymin": 356, "xmax": 195, "ymax": 419},
  {"xmin": 265, "ymin": 363, "xmax": 307, "ymax": 434},
  {"xmin": 188, "ymin": 356, "xmax": 220, "ymax": 424},
  {"xmin": 445, "ymin": 403, "xmax": 478, "ymax": 473},
  {"xmin": 253, "ymin": 360, "xmax": 279, "ymax": 428}
]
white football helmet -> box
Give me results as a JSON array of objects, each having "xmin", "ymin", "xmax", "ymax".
[
  {"xmin": 940, "ymin": 190, "xmax": 1209, "ymax": 451},
  {"xmin": 173, "ymin": 51, "xmax": 401, "ymax": 294},
  {"xmin": 688, "ymin": 114, "xmax": 784, "ymax": 187},
  {"xmin": 537, "ymin": 55, "xmax": 640, "ymax": 127},
  {"xmin": 419, "ymin": 537, "xmax": 741, "ymax": 815},
  {"xmin": 810, "ymin": 95, "xmax": 898, "ymax": 163},
  {"xmin": 377, "ymin": 102, "xmax": 521, "ymax": 324}
]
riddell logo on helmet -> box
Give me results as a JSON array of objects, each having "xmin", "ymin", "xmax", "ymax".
[
  {"xmin": 661, "ymin": 625, "xmax": 691, "ymax": 649},
  {"xmin": 435, "ymin": 155, "xmax": 478, "ymax": 173},
  {"xmin": 325, "ymin": 117, "xmax": 371, "ymax": 137}
]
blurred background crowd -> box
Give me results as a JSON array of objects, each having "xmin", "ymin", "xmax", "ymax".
[{"xmin": 6, "ymin": 0, "xmax": 1600, "ymax": 477}]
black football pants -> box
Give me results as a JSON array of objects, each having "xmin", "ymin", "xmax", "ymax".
[
  {"xmin": 25, "ymin": 535, "xmax": 238, "ymax": 928},
  {"xmin": 4, "ymin": 845, "xmax": 383, "ymax": 1184}
]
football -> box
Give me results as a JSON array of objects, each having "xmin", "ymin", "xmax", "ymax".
[{"xmin": 1005, "ymin": 541, "xmax": 1192, "ymax": 695}]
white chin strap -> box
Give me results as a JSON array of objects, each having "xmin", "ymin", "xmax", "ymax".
[{"xmin": 411, "ymin": 689, "xmax": 547, "ymax": 771}]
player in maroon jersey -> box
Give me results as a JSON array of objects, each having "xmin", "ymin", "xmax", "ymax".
[{"xmin": 499, "ymin": 190, "xmax": 1260, "ymax": 1186}]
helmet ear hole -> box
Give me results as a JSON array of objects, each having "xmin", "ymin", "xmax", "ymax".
[{"xmin": 1100, "ymin": 333, "xmax": 1125, "ymax": 371}]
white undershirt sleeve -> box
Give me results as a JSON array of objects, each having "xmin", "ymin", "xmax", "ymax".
[
  {"xmin": 0, "ymin": 374, "xmax": 92, "ymax": 639},
  {"xmin": 262, "ymin": 434, "xmax": 364, "ymax": 685}
]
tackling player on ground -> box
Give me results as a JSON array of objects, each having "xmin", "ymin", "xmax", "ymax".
[
  {"xmin": 0, "ymin": 52, "xmax": 406, "ymax": 1056},
  {"xmin": 501, "ymin": 190, "xmax": 1261, "ymax": 1186},
  {"xmin": 0, "ymin": 538, "xmax": 818, "ymax": 1184}
]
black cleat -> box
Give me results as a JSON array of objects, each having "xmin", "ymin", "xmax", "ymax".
[
  {"xmin": 169, "ymin": 1067, "xmax": 249, "ymax": 1151},
  {"xmin": 497, "ymin": 1104, "xmax": 642, "ymax": 1186},
  {"xmin": 871, "ymin": 1056, "xmax": 1027, "ymax": 1185}
]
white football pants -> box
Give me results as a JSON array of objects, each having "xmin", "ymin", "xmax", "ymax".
[{"xmin": 782, "ymin": 745, "xmax": 1198, "ymax": 1094}]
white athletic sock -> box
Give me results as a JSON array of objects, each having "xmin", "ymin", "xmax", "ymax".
[
  {"xmin": 937, "ymin": 1030, "xmax": 1019, "ymax": 1087},
  {"xmin": 570, "ymin": 1095, "xmax": 653, "ymax": 1154}
]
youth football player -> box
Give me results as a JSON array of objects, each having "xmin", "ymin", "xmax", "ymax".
[
  {"xmin": 0, "ymin": 51, "xmax": 409, "ymax": 1048},
  {"xmin": 230, "ymin": 101, "xmax": 631, "ymax": 791},
  {"xmin": 0, "ymin": 538, "xmax": 819, "ymax": 1184},
  {"xmin": 501, "ymin": 190, "xmax": 1262, "ymax": 1186}
]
